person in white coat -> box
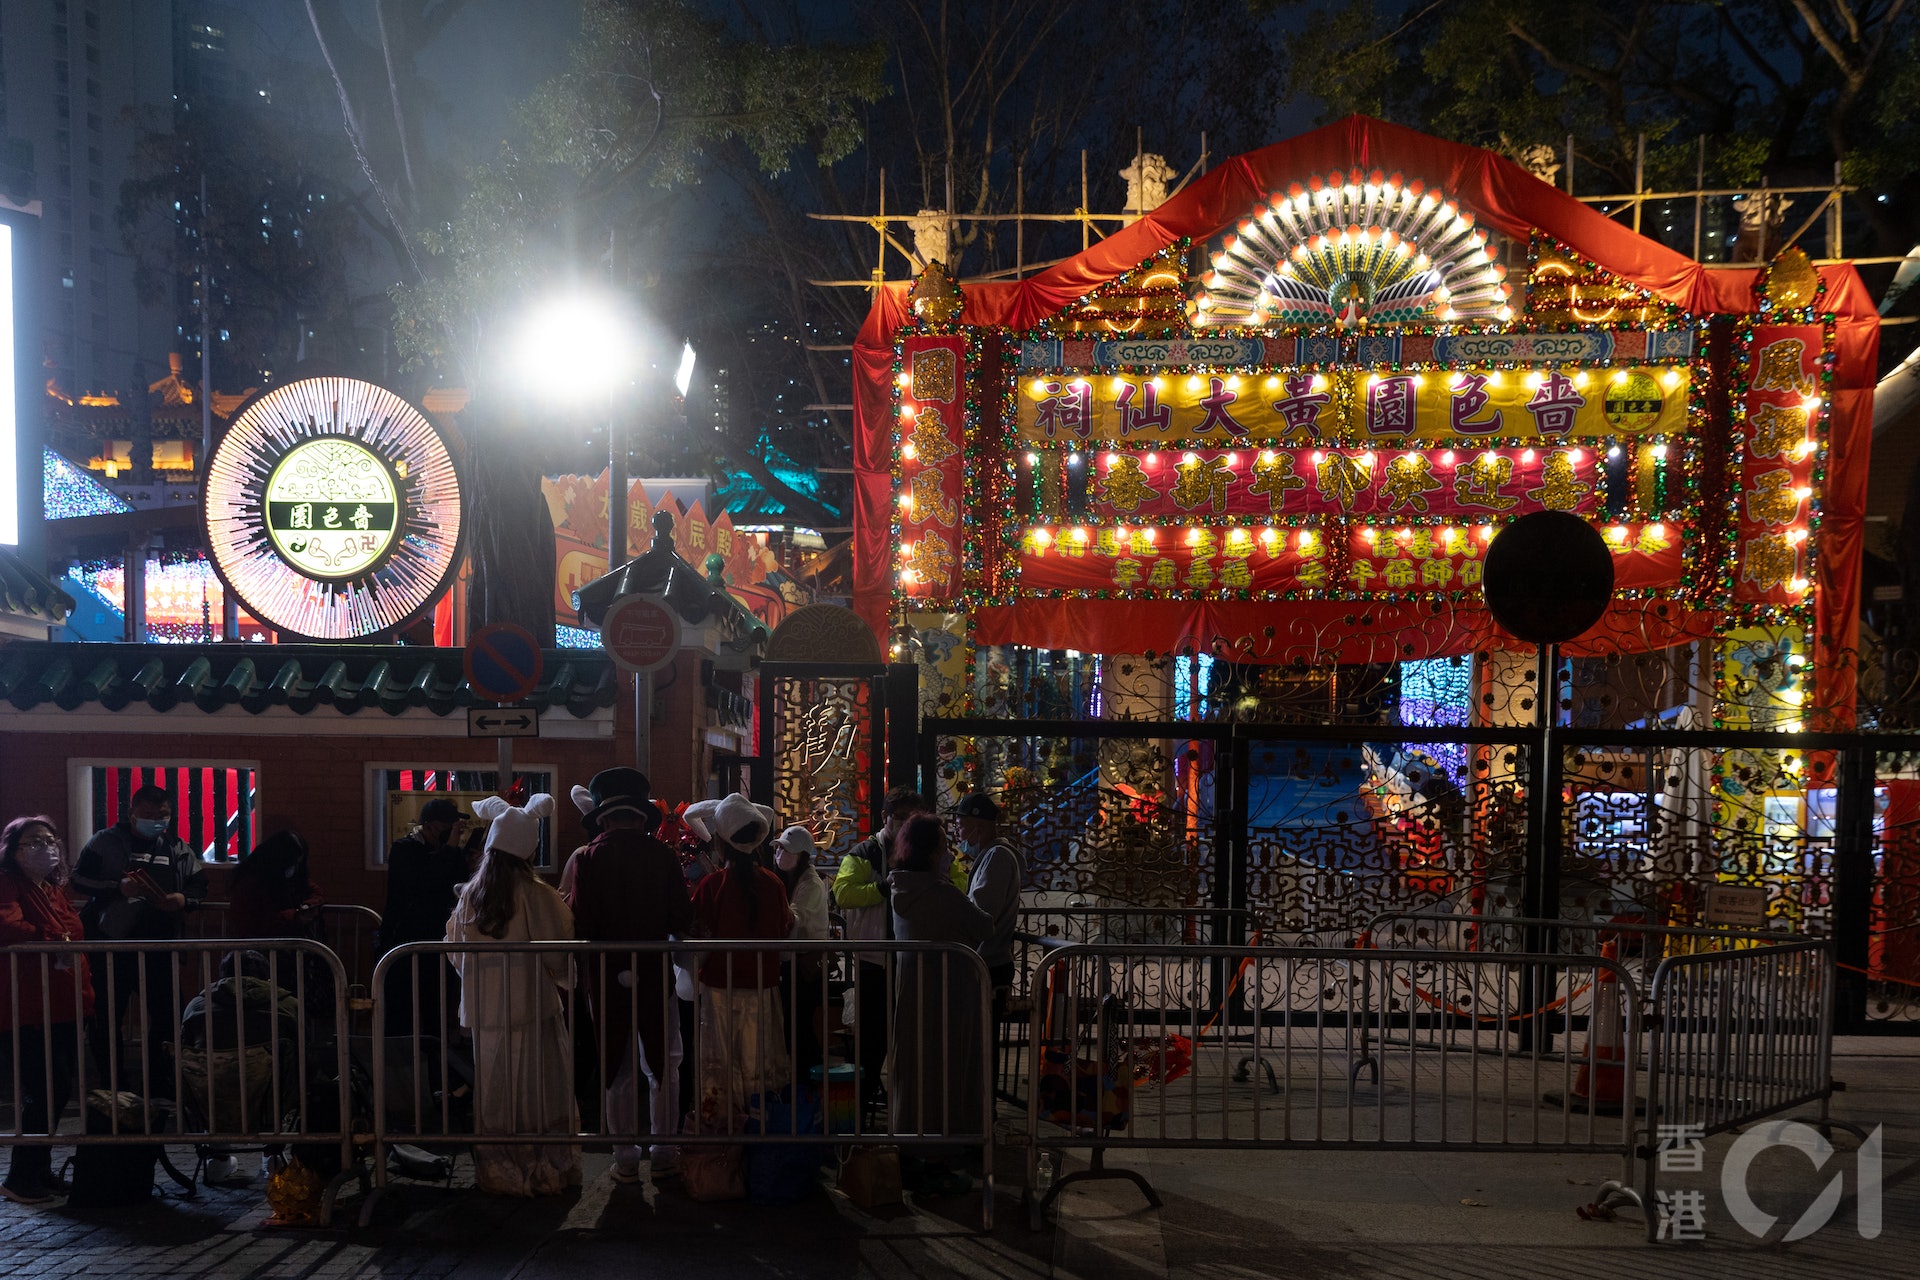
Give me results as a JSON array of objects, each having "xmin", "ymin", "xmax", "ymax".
[
  {"xmin": 445, "ymin": 794, "xmax": 580, "ymax": 1197},
  {"xmin": 773, "ymin": 825, "xmax": 830, "ymax": 1068}
]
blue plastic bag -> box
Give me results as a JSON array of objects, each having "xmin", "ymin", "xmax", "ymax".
[{"xmin": 744, "ymin": 1086, "xmax": 828, "ymax": 1204}]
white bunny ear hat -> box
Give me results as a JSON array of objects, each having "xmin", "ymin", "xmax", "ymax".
[
  {"xmin": 683, "ymin": 793, "xmax": 777, "ymax": 851},
  {"xmin": 472, "ymin": 794, "xmax": 554, "ymax": 861}
]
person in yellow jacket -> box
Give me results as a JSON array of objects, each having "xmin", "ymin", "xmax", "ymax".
[{"xmin": 833, "ymin": 785, "xmax": 951, "ymax": 1104}]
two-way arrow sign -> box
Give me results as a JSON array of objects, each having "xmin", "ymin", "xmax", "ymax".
[{"xmin": 467, "ymin": 706, "xmax": 540, "ymax": 739}]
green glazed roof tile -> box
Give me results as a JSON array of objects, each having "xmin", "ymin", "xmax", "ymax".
[{"xmin": 0, "ymin": 643, "xmax": 618, "ymax": 719}]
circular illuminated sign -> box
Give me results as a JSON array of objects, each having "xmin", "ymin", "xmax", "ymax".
[
  {"xmin": 1603, "ymin": 370, "xmax": 1665, "ymax": 433},
  {"xmin": 204, "ymin": 376, "xmax": 464, "ymax": 640},
  {"xmin": 262, "ymin": 437, "xmax": 402, "ymax": 580}
]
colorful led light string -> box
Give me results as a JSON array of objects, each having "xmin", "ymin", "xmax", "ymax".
[
  {"xmin": 990, "ymin": 351, "xmax": 1708, "ymax": 607},
  {"xmin": 881, "ymin": 216, "xmax": 1833, "ymax": 712}
]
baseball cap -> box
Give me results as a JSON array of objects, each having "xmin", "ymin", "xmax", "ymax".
[
  {"xmin": 419, "ymin": 798, "xmax": 471, "ymax": 825},
  {"xmin": 953, "ymin": 793, "xmax": 1001, "ymax": 821}
]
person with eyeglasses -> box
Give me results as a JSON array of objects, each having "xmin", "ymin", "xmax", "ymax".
[{"xmin": 0, "ymin": 816, "xmax": 94, "ymax": 1206}]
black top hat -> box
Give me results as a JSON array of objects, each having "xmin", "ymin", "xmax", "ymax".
[{"xmin": 571, "ymin": 767, "xmax": 661, "ymax": 834}]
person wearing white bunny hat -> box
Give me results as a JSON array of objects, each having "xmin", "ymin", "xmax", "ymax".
[
  {"xmin": 772, "ymin": 825, "xmax": 831, "ymax": 1069},
  {"xmin": 682, "ymin": 794, "xmax": 793, "ymax": 1112},
  {"xmin": 444, "ymin": 794, "xmax": 581, "ymax": 1197}
]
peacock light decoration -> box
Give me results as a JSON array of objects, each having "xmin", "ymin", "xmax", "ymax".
[{"xmin": 1195, "ymin": 170, "xmax": 1513, "ymax": 329}]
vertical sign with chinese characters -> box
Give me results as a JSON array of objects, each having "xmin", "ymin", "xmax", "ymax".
[
  {"xmin": 1734, "ymin": 325, "xmax": 1825, "ymax": 606},
  {"xmin": 898, "ymin": 335, "xmax": 967, "ymax": 599}
]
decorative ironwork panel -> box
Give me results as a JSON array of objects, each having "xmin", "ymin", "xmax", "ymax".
[
  {"xmin": 946, "ymin": 732, "xmax": 1217, "ymax": 913},
  {"xmin": 1559, "ymin": 742, "xmax": 1836, "ymax": 938},
  {"xmin": 1243, "ymin": 738, "xmax": 1535, "ymax": 944},
  {"xmin": 765, "ymin": 674, "xmax": 879, "ymax": 860}
]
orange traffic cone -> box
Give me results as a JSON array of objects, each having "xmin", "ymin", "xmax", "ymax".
[{"xmin": 1572, "ymin": 940, "xmax": 1627, "ymax": 1112}]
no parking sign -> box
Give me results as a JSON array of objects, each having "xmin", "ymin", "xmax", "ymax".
[{"xmin": 465, "ymin": 623, "xmax": 544, "ymax": 703}]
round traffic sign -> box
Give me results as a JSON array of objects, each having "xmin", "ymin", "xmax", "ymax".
[
  {"xmin": 466, "ymin": 622, "xmax": 544, "ymax": 703},
  {"xmin": 1482, "ymin": 511, "xmax": 1615, "ymax": 645},
  {"xmin": 601, "ymin": 596, "xmax": 682, "ymax": 674}
]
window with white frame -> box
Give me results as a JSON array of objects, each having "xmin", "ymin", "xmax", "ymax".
[{"xmin": 71, "ymin": 760, "xmax": 262, "ymax": 864}]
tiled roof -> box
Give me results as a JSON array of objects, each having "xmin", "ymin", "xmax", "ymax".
[
  {"xmin": 0, "ymin": 549, "xmax": 77, "ymax": 624},
  {"xmin": 0, "ymin": 642, "xmax": 618, "ymax": 717}
]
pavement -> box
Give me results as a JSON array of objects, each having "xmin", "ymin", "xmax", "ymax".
[{"xmin": 2, "ymin": 1037, "xmax": 1913, "ymax": 1278}]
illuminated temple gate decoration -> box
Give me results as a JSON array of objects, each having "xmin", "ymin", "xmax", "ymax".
[
  {"xmin": 844, "ymin": 117, "xmax": 1888, "ymax": 976},
  {"xmin": 854, "ymin": 117, "xmax": 1875, "ymax": 719}
]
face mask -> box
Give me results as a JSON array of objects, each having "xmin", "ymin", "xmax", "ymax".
[
  {"xmin": 774, "ymin": 845, "xmax": 800, "ymax": 870},
  {"xmin": 19, "ymin": 843, "xmax": 60, "ymax": 877},
  {"xmin": 134, "ymin": 818, "xmax": 168, "ymax": 839},
  {"xmin": 283, "ymin": 864, "xmax": 300, "ymax": 880}
]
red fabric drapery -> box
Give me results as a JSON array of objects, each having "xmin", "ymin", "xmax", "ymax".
[
  {"xmin": 853, "ymin": 116, "xmax": 1878, "ymax": 720},
  {"xmin": 1875, "ymin": 781, "xmax": 1920, "ymax": 984}
]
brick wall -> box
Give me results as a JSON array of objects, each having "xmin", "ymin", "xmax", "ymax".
[{"xmin": 0, "ymin": 724, "xmax": 619, "ymax": 911}]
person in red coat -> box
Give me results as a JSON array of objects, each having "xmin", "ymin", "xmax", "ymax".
[
  {"xmin": 684, "ymin": 795, "xmax": 791, "ymax": 1115},
  {"xmin": 0, "ymin": 815, "xmax": 95, "ymax": 1206}
]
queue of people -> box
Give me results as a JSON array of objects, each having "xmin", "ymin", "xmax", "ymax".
[{"xmin": 1, "ymin": 769, "xmax": 1025, "ymax": 1208}]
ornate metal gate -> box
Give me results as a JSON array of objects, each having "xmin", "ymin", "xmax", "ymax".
[
  {"xmin": 907, "ymin": 642, "xmax": 1920, "ymax": 1032},
  {"xmin": 752, "ymin": 662, "xmax": 914, "ymax": 860}
]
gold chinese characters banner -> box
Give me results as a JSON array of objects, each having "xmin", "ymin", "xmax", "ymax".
[
  {"xmin": 1079, "ymin": 444, "xmax": 1604, "ymax": 521},
  {"xmin": 1733, "ymin": 325, "xmax": 1823, "ymax": 605},
  {"xmin": 1014, "ymin": 367, "xmax": 1688, "ymax": 443},
  {"xmin": 1015, "ymin": 519, "xmax": 1684, "ymax": 597}
]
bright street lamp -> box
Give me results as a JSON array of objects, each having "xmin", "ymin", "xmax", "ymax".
[
  {"xmin": 513, "ymin": 290, "xmax": 638, "ymax": 400},
  {"xmin": 511, "ymin": 290, "xmax": 641, "ymax": 563}
]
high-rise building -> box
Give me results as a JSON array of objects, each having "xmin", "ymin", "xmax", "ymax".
[{"xmin": 0, "ymin": 1, "xmax": 175, "ymax": 398}]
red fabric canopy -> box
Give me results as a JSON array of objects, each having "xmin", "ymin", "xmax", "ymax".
[{"xmin": 853, "ymin": 116, "xmax": 1878, "ymax": 721}]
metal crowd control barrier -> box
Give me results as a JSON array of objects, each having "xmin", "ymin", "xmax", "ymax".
[
  {"xmin": 1356, "ymin": 911, "xmax": 1800, "ymax": 1067},
  {"xmin": 1001, "ymin": 909, "xmax": 1256, "ymax": 1107},
  {"xmin": 188, "ymin": 902, "xmax": 385, "ymax": 991},
  {"xmin": 367, "ymin": 939, "xmax": 996, "ymax": 1229},
  {"xmin": 1022, "ymin": 942, "xmax": 1641, "ymax": 1229},
  {"xmin": 3, "ymin": 938, "xmax": 361, "ymax": 1215},
  {"xmin": 1612, "ymin": 939, "xmax": 1865, "ymax": 1241},
  {"xmin": 1367, "ymin": 909, "xmax": 1792, "ymax": 970}
]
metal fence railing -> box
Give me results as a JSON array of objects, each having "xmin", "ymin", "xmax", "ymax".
[
  {"xmin": 3, "ymin": 938, "xmax": 360, "ymax": 1217},
  {"xmin": 1633, "ymin": 940, "xmax": 1859, "ymax": 1241},
  {"xmin": 366, "ymin": 939, "xmax": 997, "ymax": 1229},
  {"xmin": 1021, "ymin": 942, "xmax": 1642, "ymax": 1228},
  {"xmin": 0, "ymin": 922, "xmax": 1853, "ymax": 1241},
  {"xmin": 999, "ymin": 908, "xmax": 1257, "ymax": 1106},
  {"xmin": 1355, "ymin": 911, "xmax": 1805, "ymax": 1066},
  {"xmin": 183, "ymin": 903, "xmax": 384, "ymax": 993}
]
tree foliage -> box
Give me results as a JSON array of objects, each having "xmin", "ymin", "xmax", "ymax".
[
  {"xmin": 389, "ymin": 0, "xmax": 889, "ymax": 382},
  {"xmin": 1254, "ymin": 0, "xmax": 1918, "ymax": 249}
]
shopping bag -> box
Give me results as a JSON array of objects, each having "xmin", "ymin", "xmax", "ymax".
[
  {"xmin": 680, "ymin": 1143, "xmax": 745, "ymax": 1201},
  {"xmin": 835, "ymin": 1144, "xmax": 902, "ymax": 1208},
  {"xmin": 679, "ymin": 1104, "xmax": 746, "ymax": 1202}
]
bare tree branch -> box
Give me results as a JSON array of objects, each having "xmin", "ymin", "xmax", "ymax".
[
  {"xmin": 303, "ymin": 0, "xmax": 431, "ymax": 290},
  {"xmin": 373, "ymin": 0, "xmax": 420, "ymax": 217}
]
